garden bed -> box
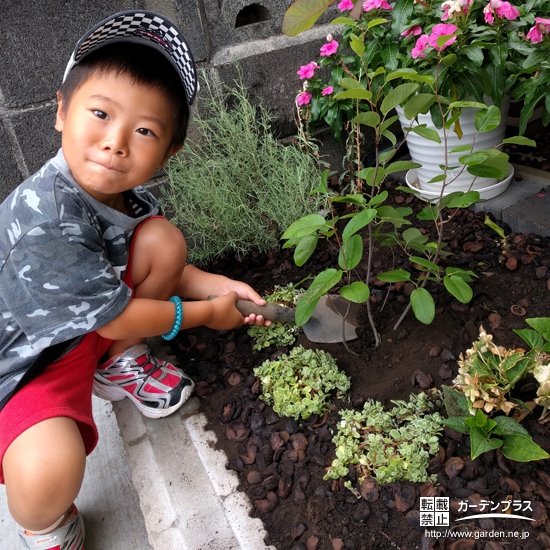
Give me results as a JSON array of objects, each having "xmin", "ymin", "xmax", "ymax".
[{"xmin": 170, "ymin": 176, "xmax": 550, "ymax": 550}]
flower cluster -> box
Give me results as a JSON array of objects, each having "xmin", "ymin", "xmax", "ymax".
[{"xmin": 293, "ymin": 0, "xmax": 550, "ymax": 139}]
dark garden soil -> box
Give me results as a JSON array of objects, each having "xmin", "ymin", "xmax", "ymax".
[{"xmin": 169, "ymin": 162, "xmax": 550, "ymax": 550}]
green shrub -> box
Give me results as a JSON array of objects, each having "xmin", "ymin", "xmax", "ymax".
[
  {"xmin": 162, "ymin": 71, "xmax": 322, "ymax": 265},
  {"xmin": 254, "ymin": 345, "xmax": 350, "ymax": 420},
  {"xmin": 325, "ymin": 392, "xmax": 444, "ymax": 489}
]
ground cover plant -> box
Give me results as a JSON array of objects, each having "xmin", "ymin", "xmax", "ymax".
[{"xmin": 162, "ymin": 71, "xmax": 322, "ymax": 265}]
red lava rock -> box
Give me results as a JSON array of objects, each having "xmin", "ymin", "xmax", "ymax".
[
  {"xmin": 194, "ymin": 381, "xmax": 213, "ymax": 397},
  {"xmin": 464, "ymin": 241, "xmax": 483, "ymax": 253},
  {"xmin": 278, "ymin": 475, "xmax": 293, "ymax": 498},
  {"xmin": 291, "ymin": 523, "xmax": 307, "ymax": 540},
  {"xmin": 241, "ymin": 442, "xmax": 257, "ymax": 465},
  {"xmin": 270, "ymin": 432, "xmax": 285, "ymax": 451},
  {"xmin": 502, "ymin": 476, "xmax": 520, "ymax": 493},
  {"xmin": 227, "ymin": 372, "xmax": 243, "ymax": 386},
  {"xmin": 405, "ymin": 510, "xmax": 423, "ymax": 531},
  {"xmin": 331, "ymin": 538, "xmax": 344, "ymax": 550},
  {"xmin": 306, "ymin": 535, "xmax": 319, "ymax": 550},
  {"xmin": 411, "ymin": 369, "xmax": 433, "ymax": 389},
  {"xmin": 451, "ymin": 301, "xmax": 470, "ymax": 313},
  {"xmin": 444, "ymin": 426, "xmax": 463, "ymax": 441},
  {"xmin": 496, "ymin": 449, "xmax": 512, "ymax": 475},
  {"xmin": 487, "ymin": 312, "xmax": 501, "ymax": 330},
  {"xmin": 393, "ymin": 483, "xmax": 417, "ymax": 512},
  {"xmin": 445, "ymin": 457, "xmax": 465, "ymax": 477},
  {"xmin": 429, "ymin": 346, "xmax": 441, "ymax": 357},
  {"xmin": 532, "ymin": 501, "xmax": 548, "ymax": 527},
  {"xmin": 420, "ymin": 483, "xmax": 437, "ymax": 498},
  {"xmin": 449, "ymin": 539, "xmax": 476, "ymax": 550},
  {"xmin": 360, "ymin": 477, "xmax": 379, "ymax": 502},
  {"xmin": 251, "ymin": 378, "xmax": 261, "ymax": 394},
  {"xmin": 521, "ymin": 253, "xmax": 535, "ymax": 265},
  {"xmin": 247, "ymin": 470, "xmax": 261, "ymax": 485},
  {"xmin": 404, "ymin": 282, "xmax": 415, "ymax": 297},
  {"xmin": 261, "ymin": 475, "xmax": 279, "ymax": 492},
  {"xmin": 254, "ymin": 491, "xmax": 278, "ymax": 513},
  {"xmin": 536, "ymin": 266, "xmax": 549, "ymax": 279},
  {"xmin": 224, "ymin": 421, "xmax": 249, "ymax": 442},
  {"xmin": 224, "ymin": 341, "xmax": 236, "ymax": 353},
  {"xmin": 533, "ymin": 481, "xmax": 550, "ymax": 502},
  {"xmin": 484, "ymin": 543, "xmax": 505, "ymax": 550},
  {"xmin": 505, "ymin": 256, "xmax": 518, "ymax": 270},
  {"xmin": 290, "ymin": 433, "xmax": 309, "ymax": 452},
  {"xmin": 510, "ymin": 304, "xmax": 526, "ymax": 316},
  {"xmin": 538, "ymin": 470, "xmax": 550, "ymax": 489},
  {"xmin": 439, "ymin": 363, "xmax": 454, "ymax": 380}
]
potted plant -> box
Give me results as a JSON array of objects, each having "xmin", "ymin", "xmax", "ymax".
[{"xmin": 286, "ymin": 0, "xmax": 548, "ymax": 198}]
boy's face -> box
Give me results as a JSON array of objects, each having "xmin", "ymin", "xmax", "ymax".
[{"xmin": 55, "ymin": 70, "xmax": 181, "ymax": 208}]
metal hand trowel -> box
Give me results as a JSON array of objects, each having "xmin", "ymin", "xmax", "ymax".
[{"xmin": 235, "ymin": 294, "xmax": 360, "ymax": 343}]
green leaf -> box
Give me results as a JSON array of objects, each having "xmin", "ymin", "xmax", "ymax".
[
  {"xmin": 470, "ymin": 427, "xmax": 502, "ymax": 459},
  {"xmin": 294, "ymin": 234, "xmax": 318, "ymax": 267},
  {"xmin": 445, "ymin": 267, "xmax": 476, "ymax": 282},
  {"xmin": 296, "ymin": 268, "xmax": 342, "ymax": 325},
  {"xmin": 381, "ymin": 130, "xmax": 397, "ymax": 147},
  {"xmin": 474, "ymin": 105, "xmax": 501, "ymax": 132},
  {"xmin": 403, "ymin": 93, "xmax": 437, "ymax": 120},
  {"xmin": 448, "ymin": 101, "xmax": 487, "ymax": 110},
  {"xmin": 410, "ymin": 126, "xmax": 441, "ymax": 143},
  {"xmin": 484, "ymin": 215, "xmax": 506, "ymax": 238},
  {"xmin": 367, "ymin": 190, "xmax": 388, "ymax": 206},
  {"xmin": 442, "ymin": 191, "xmax": 481, "ymax": 208},
  {"xmin": 442, "ymin": 386, "xmax": 470, "ymax": 417},
  {"xmin": 282, "ymin": 214, "xmax": 328, "ymax": 239},
  {"xmin": 340, "ymin": 281, "xmax": 370, "ymax": 303},
  {"xmin": 330, "ymin": 16, "xmax": 356, "ymax": 25},
  {"xmin": 417, "ymin": 206, "xmax": 439, "ymax": 221},
  {"xmin": 347, "ymin": 32, "xmax": 364, "ymax": 56},
  {"xmin": 385, "ymin": 161, "xmax": 421, "ymax": 174},
  {"xmin": 342, "ymin": 208, "xmax": 377, "ymax": 241},
  {"xmin": 352, "ymin": 111, "xmax": 381, "ymax": 127},
  {"xmin": 502, "ymin": 136, "xmax": 537, "ymax": 147},
  {"xmin": 436, "ymin": 34, "xmax": 456, "ymax": 50},
  {"xmin": 380, "ymin": 83, "xmax": 419, "ymax": 115},
  {"xmin": 428, "ymin": 174, "xmax": 447, "ymax": 184},
  {"xmin": 444, "ymin": 275, "xmax": 473, "ymax": 304},
  {"xmin": 282, "ymin": 0, "xmax": 334, "ymax": 36},
  {"xmin": 441, "ymin": 53, "xmax": 457, "ymax": 67},
  {"xmin": 492, "ymin": 416, "xmax": 530, "ymax": 437},
  {"xmin": 377, "ymin": 269, "xmax": 411, "ymax": 282},
  {"xmin": 386, "ymin": 69, "xmax": 434, "ymax": 85},
  {"xmin": 410, "ymin": 287, "xmax": 435, "ymax": 324},
  {"xmin": 526, "ymin": 318, "xmax": 550, "ymax": 342},
  {"xmin": 513, "ymin": 328, "xmax": 544, "ymax": 350},
  {"xmin": 334, "ymin": 89, "xmax": 373, "ymax": 101},
  {"xmin": 339, "ymin": 234, "xmax": 363, "ymax": 270},
  {"xmin": 467, "ymin": 165, "xmax": 505, "ymax": 178},
  {"xmin": 339, "ymin": 77, "xmax": 366, "ymax": 90},
  {"xmin": 409, "ymin": 256, "xmax": 439, "ymax": 272},
  {"xmin": 368, "ymin": 17, "xmax": 389, "ymax": 29},
  {"xmin": 311, "ymin": 169, "xmax": 329, "ymax": 194},
  {"xmin": 501, "ymin": 435, "xmax": 550, "ymax": 462},
  {"xmin": 442, "ymin": 416, "xmax": 469, "ymax": 434},
  {"xmin": 450, "ymin": 145, "xmax": 474, "ymax": 153}
]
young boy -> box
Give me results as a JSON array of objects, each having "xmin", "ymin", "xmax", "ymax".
[{"xmin": 0, "ymin": 10, "xmax": 269, "ymax": 549}]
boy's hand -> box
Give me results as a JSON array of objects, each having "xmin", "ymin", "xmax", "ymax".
[
  {"xmin": 214, "ymin": 280, "xmax": 272, "ymax": 327},
  {"xmin": 206, "ymin": 292, "xmax": 244, "ymax": 330}
]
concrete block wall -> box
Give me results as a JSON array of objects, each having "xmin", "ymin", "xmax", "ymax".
[{"xmin": 0, "ymin": 0, "xmax": 340, "ymax": 202}]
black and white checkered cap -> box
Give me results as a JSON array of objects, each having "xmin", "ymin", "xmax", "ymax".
[{"xmin": 64, "ymin": 10, "xmax": 198, "ymax": 108}]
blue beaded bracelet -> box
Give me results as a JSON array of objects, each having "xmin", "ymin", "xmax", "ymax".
[{"xmin": 162, "ymin": 296, "xmax": 183, "ymax": 340}]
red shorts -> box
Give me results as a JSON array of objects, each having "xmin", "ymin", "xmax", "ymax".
[{"xmin": 0, "ymin": 216, "xmax": 162, "ymax": 483}]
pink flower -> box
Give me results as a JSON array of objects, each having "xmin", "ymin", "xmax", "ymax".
[
  {"xmin": 363, "ymin": 0, "xmax": 393, "ymax": 11},
  {"xmin": 297, "ymin": 62, "xmax": 318, "ymax": 80},
  {"xmin": 320, "ymin": 39, "xmax": 339, "ymax": 56},
  {"xmin": 526, "ymin": 25, "xmax": 544, "ymax": 43},
  {"xmin": 441, "ymin": 0, "xmax": 470, "ymax": 21},
  {"xmin": 321, "ymin": 86, "xmax": 334, "ymax": 96},
  {"xmin": 526, "ymin": 19, "xmax": 550, "ymax": 44},
  {"xmin": 401, "ymin": 25, "xmax": 422, "ymax": 38},
  {"xmin": 428, "ymin": 23, "xmax": 458, "ymax": 50},
  {"xmin": 483, "ymin": 0, "xmax": 519, "ymax": 25},
  {"xmin": 338, "ymin": 0, "xmax": 355, "ymax": 11},
  {"xmin": 297, "ymin": 92, "xmax": 312, "ymax": 106},
  {"xmin": 535, "ymin": 17, "xmax": 550, "ymax": 31},
  {"xmin": 411, "ymin": 34, "xmax": 430, "ymax": 58}
]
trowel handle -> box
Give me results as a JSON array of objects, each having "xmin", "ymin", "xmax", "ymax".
[
  {"xmin": 206, "ymin": 296, "xmax": 296, "ymax": 323},
  {"xmin": 236, "ymin": 300, "xmax": 296, "ymax": 324}
]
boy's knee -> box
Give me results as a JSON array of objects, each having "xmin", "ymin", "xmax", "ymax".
[{"xmin": 136, "ymin": 218, "xmax": 187, "ymax": 259}]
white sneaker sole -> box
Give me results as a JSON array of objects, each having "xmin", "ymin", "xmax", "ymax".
[{"xmin": 92, "ymin": 378, "xmax": 195, "ymax": 419}]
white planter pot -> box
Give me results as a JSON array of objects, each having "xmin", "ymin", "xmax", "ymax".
[{"xmin": 396, "ymin": 97, "xmax": 510, "ymax": 196}]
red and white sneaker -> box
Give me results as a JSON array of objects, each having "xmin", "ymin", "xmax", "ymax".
[
  {"xmin": 19, "ymin": 504, "xmax": 84, "ymax": 549},
  {"xmin": 93, "ymin": 343, "xmax": 194, "ymax": 419}
]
